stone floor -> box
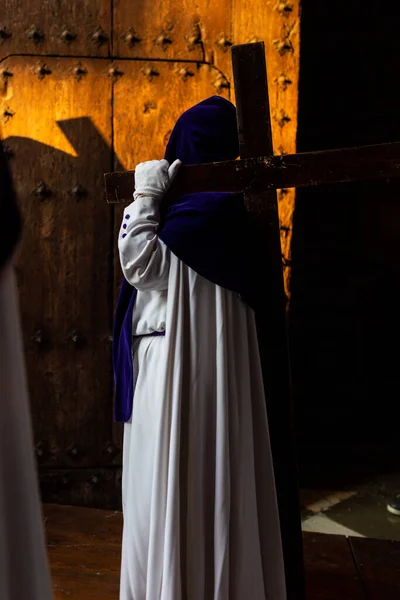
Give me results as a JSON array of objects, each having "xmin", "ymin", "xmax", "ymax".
[{"xmin": 300, "ymin": 472, "xmax": 400, "ymax": 541}]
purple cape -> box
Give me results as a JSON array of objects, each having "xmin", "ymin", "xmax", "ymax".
[{"xmin": 112, "ymin": 96, "xmax": 259, "ymax": 422}]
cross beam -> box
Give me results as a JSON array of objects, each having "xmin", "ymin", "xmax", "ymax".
[
  {"xmin": 231, "ymin": 42, "xmax": 305, "ymax": 600},
  {"xmin": 104, "ymin": 141, "xmax": 400, "ymax": 204}
]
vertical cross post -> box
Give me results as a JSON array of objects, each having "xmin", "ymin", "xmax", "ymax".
[{"xmin": 232, "ymin": 42, "xmax": 305, "ymax": 599}]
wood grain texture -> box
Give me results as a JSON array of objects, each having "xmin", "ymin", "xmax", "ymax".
[
  {"xmin": 112, "ymin": 0, "xmax": 205, "ymax": 60},
  {"xmin": 0, "ymin": 0, "xmax": 110, "ymax": 58},
  {"xmin": 232, "ymin": 41, "xmax": 304, "ymax": 600},
  {"xmin": 44, "ymin": 503, "xmax": 122, "ymax": 599},
  {"xmin": 45, "ymin": 504, "xmax": 400, "ymax": 600},
  {"xmin": 113, "ymin": 61, "xmax": 231, "ymax": 170},
  {"xmin": 0, "ymin": 57, "xmax": 115, "ymax": 469},
  {"xmin": 44, "ymin": 503, "xmax": 123, "ymax": 545},
  {"xmin": 303, "ymin": 533, "xmax": 365, "ymax": 600},
  {"xmin": 230, "ymin": 0, "xmax": 300, "ymax": 296},
  {"xmin": 349, "ymin": 537, "xmax": 400, "ymax": 600},
  {"xmin": 40, "ymin": 468, "xmax": 122, "ymax": 510},
  {"xmin": 105, "ymin": 142, "xmax": 400, "ymax": 203}
]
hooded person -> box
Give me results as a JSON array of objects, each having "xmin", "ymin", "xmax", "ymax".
[
  {"xmin": 113, "ymin": 96, "xmax": 286, "ymax": 600},
  {"xmin": 0, "ymin": 141, "xmax": 53, "ymax": 599}
]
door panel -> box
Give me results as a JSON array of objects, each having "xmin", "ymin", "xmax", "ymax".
[
  {"xmin": 0, "ymin": 0, "xmax": 110, "ymax": 58},
  {"xmin": 113, "ymin": 61, "xmax": 230, "ymax": 169},
  {"xmin": 0, "ymin": 57, "xmax": 115, "ymax": 470},
  {"xmin": 0, "ymin": 0, "xmax": 300, "ymax": 509},
  {"xmin": 113, "ymin": 0, "xmax": 205, "ymax": 60}
]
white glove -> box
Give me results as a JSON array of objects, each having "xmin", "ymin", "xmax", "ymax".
[{"xmin": 133, "ymin": 159, "xmax": 181, "ymax": 202}]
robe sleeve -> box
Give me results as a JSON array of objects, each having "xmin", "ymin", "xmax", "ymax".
[{"xmin": 118, "ymin": 196, "xmax": 170, "ymax": 291}]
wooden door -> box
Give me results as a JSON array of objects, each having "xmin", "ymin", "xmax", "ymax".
[{"xmin": 0, "ymin": 0, "xmax": 299, "ymax": 508}]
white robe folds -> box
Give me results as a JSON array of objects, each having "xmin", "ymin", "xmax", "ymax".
[
  {"xmin": 0, "ymin": 264, "xmax": 53, "ymax": 600},
  {"xmin": 118, "ymin": 196, "xmax": 286, "ymax": 600}
]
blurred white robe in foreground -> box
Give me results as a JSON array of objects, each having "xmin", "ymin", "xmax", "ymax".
[{"xmin": 0, "ymin": 263, "xmax": 53, "ymax": 600}]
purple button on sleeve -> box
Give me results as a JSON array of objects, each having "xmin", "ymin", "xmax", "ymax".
[
  {"xmin": 122, "ymin": 233, "xmax": 127, "ymax": 238},
  {"xmin": 125, "ymin": 214, "xmax": 130, "ymax": 219},
  {"xmin": 123, "ymin": 223, "xmax": 127, "ymax": 229}
]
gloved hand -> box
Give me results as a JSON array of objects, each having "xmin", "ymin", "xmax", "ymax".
[{"xmin": 133, "ymin": 159, "xmax": 181, "ymax": 202}]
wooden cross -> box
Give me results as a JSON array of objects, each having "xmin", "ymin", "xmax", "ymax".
[{"xmin": 104, "ymin": 42, "xmax": 400, "ymax": 600}]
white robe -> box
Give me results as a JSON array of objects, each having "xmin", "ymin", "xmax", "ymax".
[
  {"xmin": 118, "ymin": 197, "xmax": 286, "ymax": 600},
  {"xmin": 0, "ymin": 263, "xmax": 53, "ymax": 600}
]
